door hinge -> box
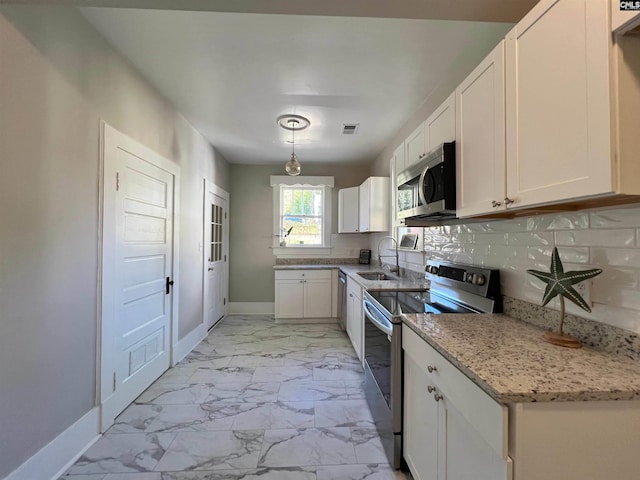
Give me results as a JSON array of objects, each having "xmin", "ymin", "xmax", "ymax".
[
  {"xmin": 224, "ymin": 297, "xmax": 226, "ymax": 305},
  {"xmin": 116, "ymin": 172, "xmax": 120, "ymax": 191},
  {"xmin": 225, "ymin": 212, "xmax": 227, "ymax": 219},
  {"xmin": 224, "ymin": 254, "xmax": 227, "ymax": 262},
  {"xmin": 112, "ymin": 371, "xmax": 116, "ymax": 392}
]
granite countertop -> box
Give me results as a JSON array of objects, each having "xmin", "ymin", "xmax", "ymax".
[
  {"xmin": 402, "ymin": 313, "xmax": 640, "ymax": 404},
  {"xmin": 274, "ymin": 263, "xmax": 428, "ymax": 292}
]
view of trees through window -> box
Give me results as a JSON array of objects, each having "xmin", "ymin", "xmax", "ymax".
[{"xmin": 280, "ymin": 186, "xmax": 323, "ymax": 245}]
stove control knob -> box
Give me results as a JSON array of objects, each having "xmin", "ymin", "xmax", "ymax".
[
  {"xmin": 426, "ymin": 265, "xmax": 439, "ymax": 275},
  {"xmin": 473, "ymin": 274, "xmax": 486, "ymax": 286},
  {"xmin": 465, "ymin": 273, "xmax": 474, "ymax": 283}
]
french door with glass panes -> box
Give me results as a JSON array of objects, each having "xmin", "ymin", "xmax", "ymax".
[{"xmin": 204, "ymin": 181, "xmax": 229, "ymax": 329}]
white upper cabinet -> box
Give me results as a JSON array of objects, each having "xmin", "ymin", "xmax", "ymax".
[
  {"xmin": 392, "ymin": 141, "xmax": 406, "ymax": 177},
  {"xmin": 359, "ymin": 177, "xmax": 390, "ymax": 233},
  {"xmin": 612, "ymin": 3, "xmax": 640, "ymax": 34},
  {"xmin": 505, "ymin": 0, "xmax": 613, "ymax": 209},
  {"xmin": 425, "ymin": 92, "xmax": 456, "ymax": 152},
  {"xmin": 405, "ymin": 93, "xmax": 456, "ymax": 170},
  {"xmin": 405, "ymin": 123, "xmax": 426, "ymax": 169},
  {"xmin": 338, "ymin": 186, "xmax": 360, "ymax": 233},
  {"xmin": 456, "ymin": 41, "xmax": 506, "ymax": 218}
]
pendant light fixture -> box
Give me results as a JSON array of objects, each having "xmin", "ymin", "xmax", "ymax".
[{"xmin": 277, "ymin": 114, "xmax": 310, "ymax": 176}]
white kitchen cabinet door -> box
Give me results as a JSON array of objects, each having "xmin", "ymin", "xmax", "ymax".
[
  {"xmin": 392, "ymin": 141, "xmax": 406, "ymax": 177},
  {"xmin": 456, "ymin": 41, "xmax": 506, "ymax": 218},
  {"xmin": 425, "ymin": 92, "xmax": 456, "ymax": 152},
  {"xmin": 338, "ymin": 187, "xmax": 360, "ymax": 233},
  {"xmin": 505, "ymin": 0, "xmax": 612, "ymax": 210},
  {"xmin": 303, "ymin": 278, "xmax": 332, "ymax": 318},
  {"xmin": 359, "ymin": 177, "xmax": 390, "ymax": 233},
  {"xmin": 403, "ymin": 352, "xmax": 439, "ymax": 480},
  {"xmin": 440, "ymin": 396, "xmax": 512, "ymax": 480},
  {"xmin": 405, "ymin": 123, "xmax": 426, "ymax": 169},
  {"xmin": 346, "ymin": 278, "xmax": 363, "ymax": 361},
  {"xmin": 275, "ymin": 279, "xmax": 305, "ymax": 318}
]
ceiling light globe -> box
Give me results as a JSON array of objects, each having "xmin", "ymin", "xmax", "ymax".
[{"xmin": 285, "ymin": 153, "xmax": 301, "ymax": 176}]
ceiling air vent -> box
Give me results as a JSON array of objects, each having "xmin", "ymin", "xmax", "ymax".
[{"xmin": 341, "ymin": 124, "xmax": 359, "ymax": 135}]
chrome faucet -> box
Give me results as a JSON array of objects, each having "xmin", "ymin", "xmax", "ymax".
[{"xmin": 377, "ymin": 236, "xmax": 400, "ymax": 275}]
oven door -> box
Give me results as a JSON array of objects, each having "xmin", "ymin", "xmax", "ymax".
[{"xmin": 362, "ymin": 298, "xmax": 393, "ymax": 407}]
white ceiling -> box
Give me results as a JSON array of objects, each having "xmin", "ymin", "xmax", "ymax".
[{"xmin": 79, "ymin": 7, "xmax": 514, "ymax": 165}]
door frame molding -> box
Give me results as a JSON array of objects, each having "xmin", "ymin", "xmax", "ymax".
[
  {"xmin": 203, "ymin": 179, "xmax": 230, "ymax": 329},
  {"xmin": 96, "ymin": 121, "xmax": 181, "ymax": 430}
]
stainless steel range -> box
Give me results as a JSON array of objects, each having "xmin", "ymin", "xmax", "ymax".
[{"xmin": 361, "ymin": 261, "xmax": 501, "ymax": 469}]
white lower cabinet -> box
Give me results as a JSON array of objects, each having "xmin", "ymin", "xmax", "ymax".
[
  {"xmin": 403, "ymin": 325, "xmax": 511, "ymax": 480},
  {"xmin": 403, "ymin": 324, "xmax": 640, "ymax": 480},
  {"xmin": 275, "ymin": 270, "xmax": 333, "ymax": 320},
  {"xmin": 345, "ymin": 277, "xmax": 363, "ymax": 362}
]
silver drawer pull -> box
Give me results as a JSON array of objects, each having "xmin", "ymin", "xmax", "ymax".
[{"xmin": 427, "ymin": 365, "xmax": 437, "ymax": 373}]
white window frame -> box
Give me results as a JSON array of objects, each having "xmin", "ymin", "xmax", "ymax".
[{"xmin": 271, "ymin": 176, "xmax": 334, "ymax": 256}]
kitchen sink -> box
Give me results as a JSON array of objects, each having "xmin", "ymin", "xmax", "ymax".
[{"xmin": 357, "ymin": 272, "xmax": 394, "ymax": 281}]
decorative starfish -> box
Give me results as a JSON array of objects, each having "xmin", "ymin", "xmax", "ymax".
[{"xmin": 527, "ymin": 247, "xmax": 602, "ymax": 312}]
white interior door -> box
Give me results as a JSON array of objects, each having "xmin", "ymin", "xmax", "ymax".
[
  {"xmin": 204, "ymin": 181, "xmax": 229, "ymax": 329},
  {"xmin": 100, "ymin": 123, "xmax": 179, "ymax": 430}
]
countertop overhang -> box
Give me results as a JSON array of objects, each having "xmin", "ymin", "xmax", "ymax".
[{"xmin": 402, "ymin": 312, "xmax": 640, "ymax": 404}]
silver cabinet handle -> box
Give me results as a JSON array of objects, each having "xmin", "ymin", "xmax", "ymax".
[
  {"xmin": 504, "ymin": 197, "xmax": 515, "ymax": 206},
  {"xmin": 491, "ymin": 200, "xmax": 502, "ymax": 208},
  {"xmin": 427, "ymin": 365, "xmax": 437, "ymax": 373},
  {"xmin": 433, "ymin": 393, "xmax": 443, "ymax": 402},
  {"xmin": 427, "ymin": 385, "xmax": 436, "ymax": 393}
]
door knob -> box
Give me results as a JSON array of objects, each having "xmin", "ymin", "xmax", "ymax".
[
  {"xmin": 491, "ymin": 200, "xmax": 502, "ymax": 208},
  {"xmin": 427, "ymin": 365, "xmax": 437, "ymax": 373},
  {"xmin": 427, "ymin": 385, "xmax": 436, "ymax": 393},
  {"xmin": 433, "ymin": 393, "xmax": 443, "ymax": 402}
]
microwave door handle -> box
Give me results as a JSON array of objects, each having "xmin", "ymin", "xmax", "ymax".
[{"xmin": 418, "ymin": 164, "xmax": 430, "ymax": 206}]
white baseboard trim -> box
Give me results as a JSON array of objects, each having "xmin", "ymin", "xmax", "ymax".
[
  {"xmin": 228, "ymin": 302, "xmax": 275, "ymax": 315},
  {"xmin": 173, "ymin": 322, "xmax": 207, "ymax": 365},
  {"xmin": 6, "ymin": 407, "xmax": 100, "ymax": 480}
]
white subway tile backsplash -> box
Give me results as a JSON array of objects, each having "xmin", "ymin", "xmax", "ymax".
[
  {"xmin": 527, "ymin": 212, "xmax": 589, "ymax": 231},
  {"xmin": 590, "ymin": 248, "xmax": 640, "ymax": 268},
  {"xmin": 589, "ymin": 205, "xmax": 640, "ymax": 229},
  {"xmin": 389, "ymin": 204, "xmax": 640, "ymax": 333},
  {"xmin": 506, "ymin": 231, "xmax": 554, "ymax": 246},
  {"xmin": 474, "ymin": 233, "xmax": 508, "ymax": 245},
  {"xmin": 555, "ymin": 229, "xmax": 636, "ymax": 248}
]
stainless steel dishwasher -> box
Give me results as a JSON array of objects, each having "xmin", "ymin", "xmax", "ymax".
[{"xmin": 338, "ymin": 270, "xmax": 347, "ymax": 330}]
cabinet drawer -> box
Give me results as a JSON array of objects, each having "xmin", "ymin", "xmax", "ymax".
[
  {"xmin": 403, "ymin": 325, "xmax": 508, "ymax": 460},
  {"xmin": 275, "ymin": 269, "xmax": 333, "ymax": 281}
]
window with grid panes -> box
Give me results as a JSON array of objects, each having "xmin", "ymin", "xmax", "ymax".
[{"xmin": 279, "ymin": 185, "xmax": 324, "ymax": 246}]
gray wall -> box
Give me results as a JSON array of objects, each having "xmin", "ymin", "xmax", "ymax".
[
  {"xmin": 0, "ymin": 6, "xmax": 228, "ymax": 477},
  {"xmin": 229, "ymin": 163, "xmax": 370, "ymax": 303}
]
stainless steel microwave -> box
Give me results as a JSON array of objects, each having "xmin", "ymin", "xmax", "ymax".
[{"xmin": 396, "ymin": 142, "xmax": 456, "ymax": 223}]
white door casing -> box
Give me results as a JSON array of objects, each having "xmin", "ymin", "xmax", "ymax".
[
  {"xmin": 203, "ymin": 180, "xmax": 229, "ymax": 330},
  {"xmin": 98, "ymin": 122, "xmax": 180, "ymax": 431}
]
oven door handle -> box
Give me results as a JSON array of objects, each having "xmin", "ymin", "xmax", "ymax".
[{"xmin": 362, "ymin": 300, "xmax": 393, "ymax": 336}]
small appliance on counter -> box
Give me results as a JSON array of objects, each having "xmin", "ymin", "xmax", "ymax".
[{"xmin": 359, "ymin": 249, "xmax": 371, "ymax": 264}]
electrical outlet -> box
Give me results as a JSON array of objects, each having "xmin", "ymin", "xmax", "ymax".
[{"xmin": 573, "ymin": 279, "xmax": 592, "ymax": 309}]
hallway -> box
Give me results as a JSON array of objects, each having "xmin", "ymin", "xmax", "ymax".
[{"xmin": 60, "ymin": 315, "xmax": 408, "ymax": 479}]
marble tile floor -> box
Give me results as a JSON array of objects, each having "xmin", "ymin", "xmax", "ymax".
[{"xmin": 60, "ymin": 315, "xmax": 411, "ymax": 480}]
